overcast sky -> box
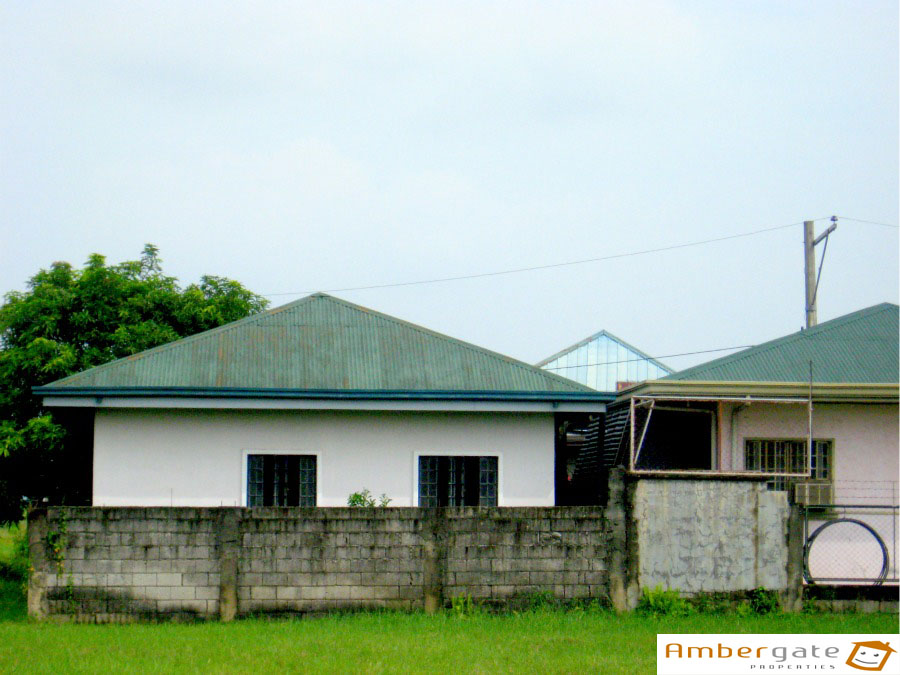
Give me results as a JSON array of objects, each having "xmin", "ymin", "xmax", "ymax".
[{"xmin": 2, "ymin": 1, "xmax": 897, "ymax": 371}]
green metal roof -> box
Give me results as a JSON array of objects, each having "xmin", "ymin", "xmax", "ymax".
[
  {"xmin": 39, "ymin": 293, "xmax": 596, "ymax": 395},
  {"xmin": 665, "ymin": 303, "xmax": 899, "ymax": 384}
]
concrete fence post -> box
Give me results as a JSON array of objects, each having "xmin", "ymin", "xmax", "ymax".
[
  {"xmin": 216, "ymin": 509, "xmax": 241, "ymax": 622},
  {"xmin": 605, "ymin": 468, "xmax": 630, "ymax": 612},
  {"xmin": 624, "ymin": 477, "xmax": 641, "ymax": 610},
  {"xmin": 422, "ymin": 511, "xmax": 446, "ymax": 614},
  {"xmin": 26, "ymin": 507, "xmax": 49, "ymax": 619},
  {"xmin": 782, "ymin": 503, "xmax": 804, "ymax": 613}
]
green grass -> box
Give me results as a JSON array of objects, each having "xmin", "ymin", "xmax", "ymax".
[
  {"xmin": 0, "ymin": 584, "xmax": 895, "ymax": 674},
  {"xmin": 0, "ymin": 579, "xmax": 26, "ymax": 623},
  {"xmin": 0, "ymin": 522, "xmax": 24, "ymax": 562}
]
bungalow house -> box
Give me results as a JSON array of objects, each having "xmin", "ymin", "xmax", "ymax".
[
  {"xmin": 34, "ymin": 293, "xmax": 612, "ymax": 508},
  {"xmin": 606, "ymin": 302, "xmax": 899, "ymax": 583}
]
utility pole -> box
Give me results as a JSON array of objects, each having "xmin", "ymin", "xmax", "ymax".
[{"xmin": 804, "ymin": 217, "xmax": 837, "ymax": 328}]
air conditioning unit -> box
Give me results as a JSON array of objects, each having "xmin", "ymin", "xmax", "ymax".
[{"xmin": 794, "ymin": 480, "xmax": 833, "ymax": 506}]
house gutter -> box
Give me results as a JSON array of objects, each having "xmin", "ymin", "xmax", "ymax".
[
  {"xmin": 616, "ymin": 381, "xmax": 899, "ymax": 403},
  {"xmin": 34, "ymin": 386, "xmax": 614, "ymax": 413},
  {"xmin": 33, "ymin": 386, "xmax": 614, "ymax": 402}
]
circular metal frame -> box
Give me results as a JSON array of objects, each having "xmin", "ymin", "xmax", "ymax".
[{"xmin": 803, "ymin": 517, "xmax": 889, "ymax": 586}]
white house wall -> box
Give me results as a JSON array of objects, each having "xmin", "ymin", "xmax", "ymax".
[{"xmin": 92, "ymin": 409, "xmax": 555, "ymax": 507}]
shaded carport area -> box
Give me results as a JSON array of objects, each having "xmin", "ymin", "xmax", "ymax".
[{"xmin": 605, "ymin": 394, "xmax": 814, "ymax": 476}]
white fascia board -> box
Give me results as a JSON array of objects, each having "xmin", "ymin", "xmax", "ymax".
[{"xmin": 41, "ymin": 395, "xmax": 606, "ymax": 414}]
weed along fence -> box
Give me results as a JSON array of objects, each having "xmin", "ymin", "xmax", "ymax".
[{"xmin": 27, "ymin": 472, "xmax": 802, "ymax": 622}]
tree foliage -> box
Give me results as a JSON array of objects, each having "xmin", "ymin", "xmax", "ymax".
[{"xmin": 0, "ymin": 245, "xmax": 268, "ymax": 524}]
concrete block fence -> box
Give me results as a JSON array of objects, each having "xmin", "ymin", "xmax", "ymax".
[
  {"xmin": 27, "ymin": 471, "xmax": 801, "ymax": 622},
  {"xmin": 27, "ymin": 505, "xmax": 612, "ymax": 622}
]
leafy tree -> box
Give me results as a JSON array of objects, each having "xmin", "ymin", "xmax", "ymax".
[{"xmin": 0, "ymin": 245, "xmax": 268, "ymax": 524}]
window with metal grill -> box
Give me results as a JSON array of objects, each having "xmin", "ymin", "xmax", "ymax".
[
  {"xmin": 247, "ymin": 454, "xmax": 317, "ymax": 507},
  {"xmin": 418, "ymin": 456, "xmax": 498, "ymax": 507},
  {"xmin": 744, "ymin": 439, "xmax": 833, "ymax": 492}
]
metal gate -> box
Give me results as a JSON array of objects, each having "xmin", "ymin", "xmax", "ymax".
[{"xmin": 802, "ymin": 504, "xmax": 899, "ymax": 586}]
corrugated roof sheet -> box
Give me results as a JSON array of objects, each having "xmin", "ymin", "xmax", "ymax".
[
  {"xmin": 665, "ymin": 303, "xmax": 899, "ymax": 383},
  {"xmin": 45, "ymin": 293, "xmax": 594, "ymax": 393}
]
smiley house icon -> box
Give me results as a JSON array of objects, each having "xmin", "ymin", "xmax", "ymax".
[{"xmin": 846, "ymin": 641, "xmax": 896, "ymax": 671}]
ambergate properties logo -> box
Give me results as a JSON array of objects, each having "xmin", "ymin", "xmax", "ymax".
[
  {"xmin": 845, "ymin": 641, "xmax": 896, "ymax": 671},
  {"xmin": 657, "ymin": 634, "xmax": 898, "ymax": 675}
]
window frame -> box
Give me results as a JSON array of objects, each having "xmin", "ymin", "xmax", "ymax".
[
  {"xmin": 413, "ymin": 451, "xmax": 503, "ymax": 507},
  {"xmin": 743, "ymin": 438, "xmax": 834, "ymax": 493},
  {"xmin": 241, "ymin": 449, "xmax": 321, "ymax": 507}
]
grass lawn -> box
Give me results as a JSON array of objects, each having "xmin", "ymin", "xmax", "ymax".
[
  {"xmin": 0, "ymin": 522, "xmax": 23, "ymax": 562},
  {"xmin": 0, "ymin": 580, "xmax": 897, "ymax": 674}
]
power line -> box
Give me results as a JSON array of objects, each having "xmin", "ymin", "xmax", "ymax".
[
  {"xmin": 834, "ymin": 216, "xmax": 899, "ymax": 230},
  {"xmin": 263, "ymin": 218, "xmax": 819, "ymax": 297},
  {"xmin": 542, "ymin": 344, "xmax": 756, "ymax": 370}
]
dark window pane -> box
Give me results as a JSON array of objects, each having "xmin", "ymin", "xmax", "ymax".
[
  {"xmin": 298, "ymin": 455, "xmax": 316, "ymax": 507},
  {"xmin": 419, "ymin": 456, "xmax": 438, "ymax": 507},
  {"xmin": 248, "ymin": 455, "xmax": 264, "ymax": 507},
  {"xmin": 247, "ymin": 455, "xmax": 317, "ymax": 507},
  {"xmin": 418, "ymin": 455, "xmax": 498, "ymax": 507},
  {"xmin": 479, "ymin": 456, "xmax": 498, "ymax": 506},
  {"xmin": 448, "ymin": 457, "xmax": 461, "ymax": 506},
  {"xmin": 273, "ymin": 456, "xmax": 287, "ymax": 506}
]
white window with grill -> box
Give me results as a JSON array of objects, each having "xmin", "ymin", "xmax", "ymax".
[{"xmin": 744, "ymin": 439, "xmax": 834, "ymax": 504}]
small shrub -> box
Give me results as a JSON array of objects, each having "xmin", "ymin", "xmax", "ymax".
[
  {"xmin": 450, "ymin": 594, "xmax": 479, "ymax": 617},
  {"xmin": 347, "ymin": 489, "xmax": 391, "ymax": 507},
  {"xmin": 521, "ymin": 591, "xmax": 559, "ymax": 612},
  {"xmin": 802, "ymin": 586, "xmax": 835, "ymax": 614},
  {"xmin": 691, "ymin": 592, "xmax": 733, "ymax": 615},
  {"xmin": 747, "ymin": 587, "xmax": 780, "ymax": 615},
  {"xmin": 636, "ymin": 586, "xmax": 693, "ymax": 617}
]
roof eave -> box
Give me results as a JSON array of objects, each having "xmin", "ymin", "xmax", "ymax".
[
  {"xmin": 616, "ymin": 380, "xmax": 899, "ymax": 403},
  {"xmin": 34, "ymin": 385, "xmax": 615, "ymax": 403}
]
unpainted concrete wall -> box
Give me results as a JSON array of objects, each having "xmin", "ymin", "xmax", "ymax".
[{"xmin": 631, "ymin": 479, "xmax": 790, "ymax": 594}]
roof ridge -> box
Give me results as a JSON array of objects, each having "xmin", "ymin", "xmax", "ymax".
[
  {"xmin": 317, "ymin": 294, "xmax": 593, "ymax": 391},
  {"xmin": 49, "ymin": 294, "xmax": 321, "ymax": 386},
  {"xmin": 669, "ymin": 303, "xmax": 897, "ymax": 381}
]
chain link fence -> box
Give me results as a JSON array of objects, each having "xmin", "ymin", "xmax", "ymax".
[{"xmin": 803, "ymin": 484, "xmax": 899, "ymax": 586}]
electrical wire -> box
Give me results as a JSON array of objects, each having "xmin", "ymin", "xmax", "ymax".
[
  {"xmin": 262, "ymin": 218, "xmax": 818, "ymax": 297},
  {"xmin": 542, "ymin": 344, "xmax": 757, "ymax": 370},
  {"xmin": 262, "ymin": 214, "xmax": 894, "ymax": 297},
  {"xmin": 834, "ymin": 216, "xmax": 899, "ymax": 229}
]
